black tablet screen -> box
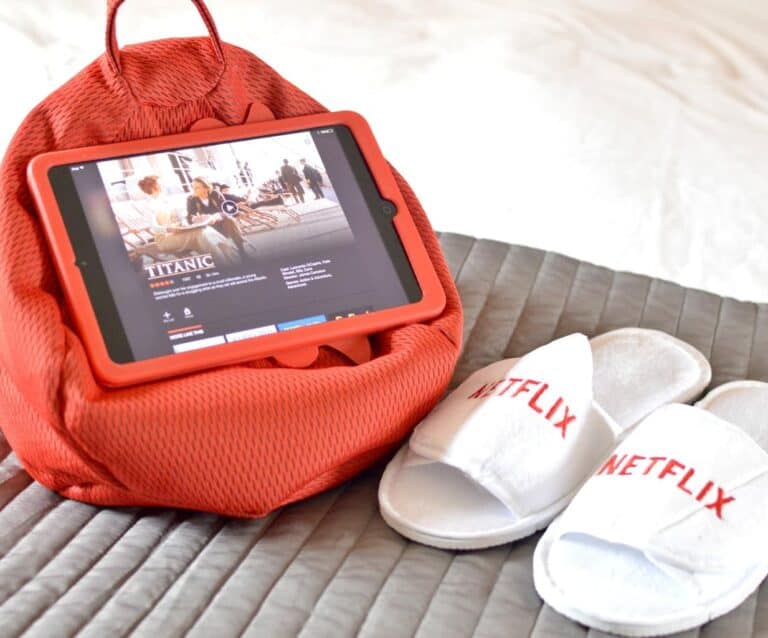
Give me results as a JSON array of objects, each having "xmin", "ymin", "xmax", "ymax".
[{"xmin": 48, "ymin": 126, "xmax": 421, "ymax": 363}]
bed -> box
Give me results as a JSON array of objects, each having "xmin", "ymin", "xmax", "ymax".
[
  {"xmin": 2, "ymin": 1, "xmax": 768, "ymax": 635},
  {"xmin": 1, "ymin": 232, "xmax": 767, "ymax": 638}
]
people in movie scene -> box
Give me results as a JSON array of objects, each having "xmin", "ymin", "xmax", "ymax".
[
  {"xmin": 300, "ymin": 159, "xmax": 324, "ymax": 200},
  {"xmin": 280, "ymin": 159, "xmax": 305, "ymax": 204},
  {"xmin": 137, "ymin": 176, "xmax": 240, "ymax": 266},
  {"xmin": 187, "ymin": 177, "xmax": 249, "ymax": 259}
]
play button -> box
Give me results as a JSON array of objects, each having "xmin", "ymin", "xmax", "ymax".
[{"xmin": 221, "ymin": 200, "xmax": 238, "ymax": 216}]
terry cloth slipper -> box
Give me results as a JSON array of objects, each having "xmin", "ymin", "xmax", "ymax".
[
  {"xmin": 533, "ymin": 381, "xmax": 768, "ymax": 637},
  {"xmin": 378, "ymin": 328, "xmax": 711, "ymax": 550}
]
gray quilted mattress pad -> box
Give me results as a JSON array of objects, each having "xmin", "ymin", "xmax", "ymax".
[{"xmin": 2, "ymin": 232, "xmax": 768, "ymax": 638}]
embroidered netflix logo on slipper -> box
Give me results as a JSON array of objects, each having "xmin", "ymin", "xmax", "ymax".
[
  {"xmin": 597, "ymin": 453, "xmax": 735, "ymax": 519},
  {"xmin": 467, "ymin": 377, "xmax": 577, "ymax": 438}
]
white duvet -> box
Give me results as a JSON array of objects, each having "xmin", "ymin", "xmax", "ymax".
[{"xmin": 1, "ymin": 0, "xmax": 766, "ymax": 301}]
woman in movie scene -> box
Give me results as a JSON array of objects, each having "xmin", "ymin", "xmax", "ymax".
[
  {"xmin": 137, "ymin": 176, "xmax": 240, "ymax": 266},
  {"xmin": 187, "ymin": 177, "xmax": 250, "ymax": 259}
]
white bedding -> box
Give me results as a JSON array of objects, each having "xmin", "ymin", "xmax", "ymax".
[{"xmin": 2, "ymin": 0, "xmax": 766, "ymax": 301}]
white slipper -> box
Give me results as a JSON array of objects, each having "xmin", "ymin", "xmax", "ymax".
[
  {"xmin": 378, "ymin": 328, "xmax": 711, "ymax": 550},
  {"xmin": 533, "ymin": 381, "xmax": 768, "ymax": 637}
]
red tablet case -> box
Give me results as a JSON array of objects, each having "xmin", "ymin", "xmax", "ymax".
[
  {"xmin": 27, "ymin": 111, "xmax": 447, "ymax": 387},
  {"xmin": 0, "ymin": 0, "xmax": 462, "ymax": 516}
]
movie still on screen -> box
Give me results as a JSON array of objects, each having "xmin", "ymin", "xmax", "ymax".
[{"xmin": 96, "ymin": 131, "xmax": 355, "ymax": 271}]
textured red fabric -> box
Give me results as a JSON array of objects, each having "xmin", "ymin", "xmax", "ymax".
[{"xmin": 0, "ymin": 1, "xmax": 462, "ymax": 517}]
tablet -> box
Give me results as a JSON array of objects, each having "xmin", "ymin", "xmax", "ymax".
[{"xmin": 28, "ymin": 112, "xmax": 445, "ymax": 386}]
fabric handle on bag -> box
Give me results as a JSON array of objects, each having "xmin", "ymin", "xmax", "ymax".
[{"xmin": 106, "ymin": 0, "xmax": 226, "ymax": 74}]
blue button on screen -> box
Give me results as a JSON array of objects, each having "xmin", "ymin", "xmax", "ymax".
[{"xmin": 277, "ymin": 315, "xmax": 327, "ymax": 331}]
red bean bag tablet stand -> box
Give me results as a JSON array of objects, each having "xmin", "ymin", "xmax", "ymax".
[{"xmin": 0, "ymin": 0, "xmax": 462, "ymax": 517}]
